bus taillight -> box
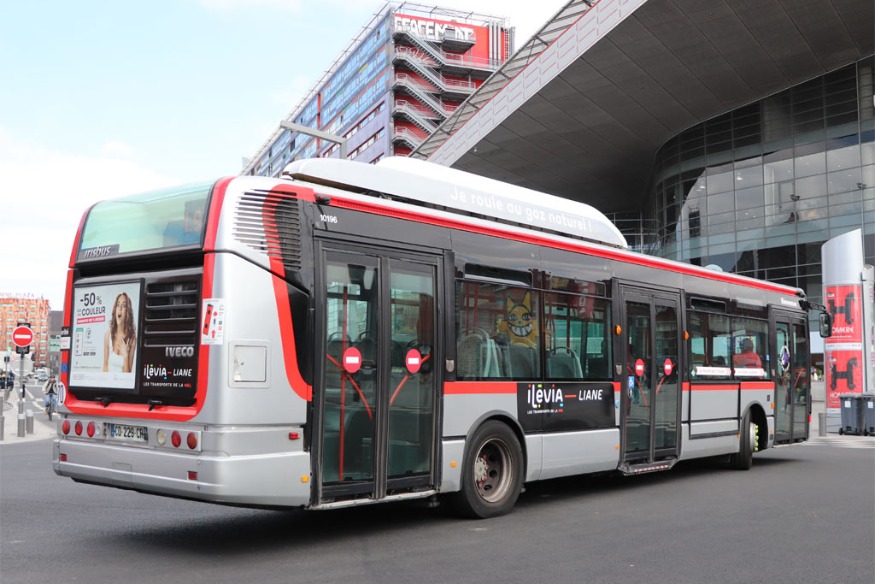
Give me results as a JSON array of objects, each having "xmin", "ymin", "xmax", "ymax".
[
  {"xmin": 86, "ymin": 422, "xmax": 96, "ymax": 438},
  {"xmin": 62, "ymin": 420, "xmax": 71, "ymax": 435},
  {"xmin": 74, "ymin": 421, "xmax": 83, "ymax": 436},
  {"xmin": 171, "ymin": 431, "xmax": 182, "ymax": 448},
  {"xmin": 186, "ymin": 433, "xmax": 198, "ymax": 450}
]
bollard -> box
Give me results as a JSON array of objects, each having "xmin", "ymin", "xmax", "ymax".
[
  {"xmin": 0, "ymin": 414, "xmax": 4, "ymax": 440},
  {"xmin": 17, "ymin": 413, "xmax": 25, "ymax": 437},
  {"xmin": 818, "ymin": 412, "xmax": 826, "ymax": 437},
  {"xmin": 25, "ymin": 409, "xmax": 34, "ymax": 434}
]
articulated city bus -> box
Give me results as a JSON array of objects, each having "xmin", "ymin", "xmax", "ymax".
[{"xmin": 54, "ymin": 157, "xmax": 827, "ymax": 518}]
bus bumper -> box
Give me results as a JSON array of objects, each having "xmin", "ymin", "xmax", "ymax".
[{"xmin": 53, "ymin": 432, "xmax": 312, "ymax": 508}]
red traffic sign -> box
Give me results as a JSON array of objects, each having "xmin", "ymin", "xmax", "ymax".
[{"xmin": 11, "ymin": 326, "xmax": 33, "ymax": 348}]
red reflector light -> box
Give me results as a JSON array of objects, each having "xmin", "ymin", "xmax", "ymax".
[
  {"xmin": 87, "ymin": 422, "xmax": 96, "ymax": 438},
  {"xmin": 289, "ymin": 432, "xmax": 300, "ymax": 440},
  {"xmin": 187, "ymin": 471, "xmax": 198, "ymax": 480},
  {"xmin": 171, "ymin": 431, "xmax": 181, "ymax": 448},
  {"xmin": 62, "ymin": 421, "xmax": 71, "ymax": 435},
  {"xmin": 186, "ymin": 432, "xmax": 197, "ymax": 450},
  {"xmin": 75, "ymin": 421, "xmax": 83, "ymax": 436},
  {"xmin": 59, "ymin": 453, "xmax": 67, "ymax": 462}
]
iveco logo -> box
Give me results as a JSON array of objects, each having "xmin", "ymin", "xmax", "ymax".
[{"xmin": 165, "ymin": 346, "xmax": 195, "ymax": 358}]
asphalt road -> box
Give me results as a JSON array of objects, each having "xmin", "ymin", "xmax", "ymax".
[{"xmin": 1, "ymin": 431, "xmax": 873, "ymax": 584}]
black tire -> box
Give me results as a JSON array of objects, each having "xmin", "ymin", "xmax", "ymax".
[
  {"xmin": 729, "ymin": 411, "xmax": 756, "ymax": 470},
  {"xmin": 452, "ymin": 420, "xmax": 524, "ymax": 519}
]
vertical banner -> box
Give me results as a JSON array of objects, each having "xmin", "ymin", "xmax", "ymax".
[{"xmin": 821, "ymin": 230, "xmax": 867, "ymax": 413}]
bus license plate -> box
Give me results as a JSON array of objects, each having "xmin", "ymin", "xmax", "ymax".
[{"xmin": 107, "ymin": 423, "xmax": 148, "ymax": 443}]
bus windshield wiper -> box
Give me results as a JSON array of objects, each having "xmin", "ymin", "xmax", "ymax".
[
  {"xmin": 95, "ymin": 396, "xmax": 112, "ymax": 408},
  {"xmin": 147, "ymin": 399, "xmax": 165, "ymax": 411}
]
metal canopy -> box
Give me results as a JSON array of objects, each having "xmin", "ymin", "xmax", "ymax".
[{"xmin": 415, "ymin": 0, "xmax": 874, "ymax": 213}]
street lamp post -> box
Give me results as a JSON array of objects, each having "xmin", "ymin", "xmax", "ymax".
[{"xmin": 279, "ymin": 121, "xmax": 347, "ymax": 160}]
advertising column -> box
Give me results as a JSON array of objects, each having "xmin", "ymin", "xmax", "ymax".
[{"xmin": 821, "ymin": 230, "xmax": 867, "ymax": 422}]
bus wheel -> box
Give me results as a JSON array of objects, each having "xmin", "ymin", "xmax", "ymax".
[
  {"xmin": 729, "ymin": 412, "xmax": 756, "ymax": 470},
  {"xmin": 453, "ymin": 420, "xmax": 523, "ymax": 519}
]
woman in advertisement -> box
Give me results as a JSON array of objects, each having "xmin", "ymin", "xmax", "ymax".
[{"xmin": 103, "ymin": 292, "xmax": 137, "ymax": 373}]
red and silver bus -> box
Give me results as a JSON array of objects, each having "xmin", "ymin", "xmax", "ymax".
[{"xmin": 54, "ymin": 157, "xmax": 827, "ymax": 517}]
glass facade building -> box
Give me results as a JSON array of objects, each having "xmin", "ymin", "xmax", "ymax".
[{"xmin": 648, "ymin": 57, "xmax": 874, "ymax": 307}]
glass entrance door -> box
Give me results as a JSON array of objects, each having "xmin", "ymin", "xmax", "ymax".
[
  {"xmin": 620, "ymin": 286, "xmax": 682, "ymax": 464},
  {"xmin": 318, "ymin": 246, "xmax": 439, "ymax": 502},
  {"xmin": 773, "ymin": 314, "xmax": 810, "ymax": 443}
]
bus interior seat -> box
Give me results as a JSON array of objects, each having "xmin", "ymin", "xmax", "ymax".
[
  {"xmin": 457, "ymin": 329, "xmax": 499, "ymax": 379},
  {"xmin": 586, "ymin": 356, "xmax": 609, "ymax": 379},
  {"xmin": 509, "ymin": 343, "xmax": 538, "ymax": 379},
  {"xmin": 547, "ymin": 347, "xmax": 583, "ymax": 379}
]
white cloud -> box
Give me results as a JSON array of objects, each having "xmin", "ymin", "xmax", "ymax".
[
  {"xmin": 0, "ymin": 129, "xmax": 178, "ymax": 309},
  {"xmin": 100, "ymin": 140, "xmax": 135, "ymax": 158}
]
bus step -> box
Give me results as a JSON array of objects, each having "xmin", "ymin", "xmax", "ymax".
[{"xmin": 619, "ymin": 459, "xmax": 677, "ymax": 476}]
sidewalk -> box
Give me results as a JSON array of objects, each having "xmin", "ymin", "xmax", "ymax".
[{"xmin": 0, "ymin": 385, "xmax": 58, "ymax": 445}]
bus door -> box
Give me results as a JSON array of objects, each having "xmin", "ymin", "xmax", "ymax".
[
  {"xmin": 617, "ymin": 285, "xmax": 682, "ymax": 470},
  {"xmin": 316, "ymin": 244, "xmax": 440, "ymax": 504},
  {"xmin": 772, "ymin": 311, "xmax": 810, "ymax": 443}
]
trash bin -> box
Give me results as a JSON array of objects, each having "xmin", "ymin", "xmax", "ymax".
[
  {"xmin": 839, "ymin": 394, "xmax": 864, "ymax": 435},
  {"xmin": 861, "ymin": 393, "xmax": 875, "ymax": 436}
]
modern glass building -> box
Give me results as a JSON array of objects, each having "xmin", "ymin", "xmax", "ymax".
[
  {"xmin": 243, "ymin": 2, "xmax": 512, "ymax": 178},
  {"xmin": 649, "ymin": 58, "xmax": 874, "ymax": 308}
]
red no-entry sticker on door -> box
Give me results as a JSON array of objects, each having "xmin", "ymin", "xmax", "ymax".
[
  {"xmin": 664, "ymin": 358, "xmax": 674, "ymax": 376},
  {"xmin": 635, "ymin": 359, "xmax": 645, "ymax": 376},
  {"xmin": 406, "ymin": 349, "xmax": 422, "ymax": 374},
  {"xmin": 342, "ymin": 347, "xmax": 362, "ymax": 373}
]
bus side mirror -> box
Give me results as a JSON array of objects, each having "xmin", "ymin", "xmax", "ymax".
[{"xmin": 818, "ymin": 312, "xmax": 832, "ymax": 338}]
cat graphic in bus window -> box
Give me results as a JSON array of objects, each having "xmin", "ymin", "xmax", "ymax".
[{"xmin": 498, "ymin": 291, "xmax": 537, "ymax": 346}]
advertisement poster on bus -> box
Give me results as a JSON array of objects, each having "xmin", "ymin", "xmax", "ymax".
[{"xmin": 69, "ymin": 282, "xmax": 141, "ymax": 391}]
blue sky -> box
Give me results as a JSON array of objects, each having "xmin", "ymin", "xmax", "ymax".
[{"xmin": 1, "ymin": 0, "xmax": 565, "ymax": 308}]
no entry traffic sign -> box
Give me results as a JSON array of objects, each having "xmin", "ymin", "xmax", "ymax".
[
  {"xmin": 12, "ymin": 325, "xmax": 33, "ymax": 348},
  {"xmin": 12, "ymin": 325, "xmax": 33, "ymax": 355}
]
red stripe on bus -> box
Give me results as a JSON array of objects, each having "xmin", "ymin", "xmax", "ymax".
[
  {"xmin": 740, "ymin": 381, "xmax": 774, "ymax": 390},
  {"xmin": 327, "ymin": 195, "xmax": 796, "ymax": 296},
  {"xmin": 690, "ymin": 384, "xmax": 743, "ymax": 391},
  {"xmin": 444, "ymin": 382, "xmax": 518, "ymax": 395}
]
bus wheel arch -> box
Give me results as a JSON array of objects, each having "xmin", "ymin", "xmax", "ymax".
[{"xmin": 452, "ymin": 417, "xmax": 525, "ymax": 519}]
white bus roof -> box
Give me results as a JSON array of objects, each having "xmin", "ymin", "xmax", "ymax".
[{"xmin": 281, "ymin": 157, "xmax": 628, "ymax": 249}]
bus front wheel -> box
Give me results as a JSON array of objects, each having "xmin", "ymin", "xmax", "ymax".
[{"xmin": 453, "ymin": 420, "xmax": 523, "ymax": 519}]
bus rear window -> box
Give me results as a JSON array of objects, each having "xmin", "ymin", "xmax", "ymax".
[{"xmin": 77, "ymin": 181, "xmax": 214, "ymax": 261}]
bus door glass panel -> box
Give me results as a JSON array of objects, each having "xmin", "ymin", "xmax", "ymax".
[
  {"xmin": 321, "ymin": 256, "xmax": 378, "ymax": 491},
  {"xmin": 791, "ymin": 320, "xmax": 809, "ymax": 441},
  {"xmin": 624, "ymin": 300, "xmax": 651, "ymax": 460},
  {"xmin": 387, "ymin": 261, "xmax": 436, "ymax": 483},
  {"xmin": 653, "ymin": 304, "xmax": 679, "ymax": 454},
  {"xmin": 773, "ymin": 316, "xmax": 809, "ymax": 443}
]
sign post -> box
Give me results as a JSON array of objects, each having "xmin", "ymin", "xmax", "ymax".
[{"xmin": 12, "ymin": 323, "xmax": 32, "ymax": 437}]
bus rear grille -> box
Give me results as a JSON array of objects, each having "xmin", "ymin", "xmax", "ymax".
[
  {"xmin": 234, "ymin": 190, "xmax": 302, "ymax": 271},
  {"xmin": 143, "ymin": 278, "xmax": 201, "ymax": 346}
]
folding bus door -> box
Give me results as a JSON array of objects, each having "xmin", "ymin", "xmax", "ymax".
[
  {"xmin": 617, "ymin": 285, "xmax": 683, "ymax": 469},
  {"xmin": 772, "ymin": 312, "xmax": 810, "ymax": 444},
  {"xmin": 316, "ymin": 244, "xmax": 441, "ymax": 504}
]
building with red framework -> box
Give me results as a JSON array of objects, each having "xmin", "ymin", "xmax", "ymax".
[{"xmin": 243, "ymin": 2, "xmax": 513, "ymax": 176}]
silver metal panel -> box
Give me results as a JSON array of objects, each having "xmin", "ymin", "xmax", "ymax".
[{"xmin": 539, "ymin": 429, "xmax": 620, "ymax": 480}]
